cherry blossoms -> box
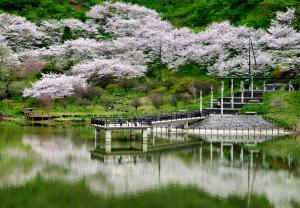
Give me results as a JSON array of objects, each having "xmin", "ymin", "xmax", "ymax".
[
  {"xmin": 0, "ymin": 1, "xmax": 298, "ymax": 98},
  {"xmin": 0, "ymin": 14, "xmax": 43, "ymax": 52},
  {"xmin": 71, "ymin": 58, "xmax": 146, "ymax": 78},
  {"xmin": 23, "ymin": 74, "xmax": 88, "ymax": 98}
]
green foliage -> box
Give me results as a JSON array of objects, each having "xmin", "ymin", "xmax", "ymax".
[
  {"xmin": 0, "ymin": 0, "xmax": 299, "ymax": 32},
  {"xmin": 242, "ymin": 92, "xmax": 300, "ymax": 129}
]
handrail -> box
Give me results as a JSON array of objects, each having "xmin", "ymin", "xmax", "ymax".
[{"xmin": 91, "ymin": 110, "xmax": 210, "ymax": 126}]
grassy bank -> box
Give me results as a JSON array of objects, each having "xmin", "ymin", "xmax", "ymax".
[
  {"xmin": 0, "ymin": 68, "xmax": 221, "ymax": 122},
  {"xmin": 241, "ymin": 91, "xmax": 300, "ymax": 130},
  {"xmin": 0, "ymin": 179, "xmax": 274, "ymax": 208}
]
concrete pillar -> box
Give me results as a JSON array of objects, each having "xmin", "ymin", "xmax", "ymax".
[
  {"xmin": 231, "ymin": 78, "xmax": 234, "ymax": 109},
  {"xmin": 105, "ymin": 141, "xmax": 111, "ymax": 153},
  {"xmin": 105, "ymin": 130, "xmax": 112, "ymax": 142},
  {"xmin": 199, "ymin": 145, "xmax": 202, "ymax": 165},
  {"xmin": 142, "ymin": 130, "xmax": 148, "ymax": 152},
  {"xmin": 200, "ymin": 90, "xmax": 203, "ymax": 113},
  {"xmin": 210, "ymin": 142, "xmax": 213, "ymax": 161},
  {"xmin": 220, "ymin": 142, "xmax": 224, "ymax": 160},
  {"xmin": 230, "ymin": 145, "xmax": 234, "ymax": 166},
  {"xmin": 211, "ymin": 85, "xmax": 214, "ymax": 109},
  {"xmin": 168, "ymin": 124, "xmax": 172, "ymax": 132},
  {"xmin": 241, "ymin": 81, "xmax": 244, "ymax": 104},
  {"xmin": 94, "ymin": 128, "xmax": 100, "ymax": 148},
  {"xmin": 240, "ymin": 148, "xmax": 244, "ymax": 165},
  {"xmin": 105, "ymin": 130, "xmax": 112, "ymax": 153},
  {"xmin": 94, "ymin": 128, "xmax": 100, "ymax": 139},
  {"xmin": 251, "ymin": 76, "xmax": 254, "ymax": 98},
  {"xmin": 184, "ymin": 122, "xmax": 189, "ymax": 129},
  {"xmin": 250, "ymin": 150, "xmax": 254, "ymax": 168},
  {"xmin": 221, "ymin": 80, "xmax": 224, "ymax": 116},
  {"xmin": 263, "ymin": 80, "xmax": 266, "ymax": 92}
]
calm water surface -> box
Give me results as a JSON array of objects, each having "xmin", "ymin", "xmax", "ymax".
[{"xmin": 0, "ymin": 124, "xmax": 299, "ymax": 208}]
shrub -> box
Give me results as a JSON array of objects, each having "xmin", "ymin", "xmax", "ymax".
[
  {"xmin": 131, "ymin": 98, "xmax": 142, "ymax": 110},
  {"xmin": 162, "ymin": 78, "xmax": 175, "ymax": 90},
  {"xmin": 0, "ymin": 90, "xmax": 6, "ymax": 100},
  {"xmin": 39, "ymin": 96, "xmax": 53, "ymax": 109},
  {"xmin": 105, "ymin": 83, "xmax": 119, "ymax": 93},
  {"xmin": 180, "ymin": 92, "xmax": 192, "ymax": 103},
  {"xmin": 73, "ymin": 85, "xmax": 104, "ymax": 100},
  {"xmin": 76, "ymin": 98, "xmax": 92, "ymax": 106},
  {"xmin": 150, "ymin": 86, "xmax": 166, "ymax": 95},
  {"xmin": 149, "ymin": 93, "xmax": 163, "ymax": 109},
  {"xmin": 169, "ymin": 95, "xmax": 178, "ymax": 108},
  {"xmin": 118, "ymin": 78, "xmax": 138, "ymax": 91},
  {"xmin": 101, "ymin": 96, "xmax": 113, "ymax": 110}
]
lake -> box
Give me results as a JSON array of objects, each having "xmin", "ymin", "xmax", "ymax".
[{"xmin": 0, "ymin": 123, "xmax": 299, "ymax": 208}]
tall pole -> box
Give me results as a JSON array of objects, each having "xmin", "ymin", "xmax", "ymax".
[
  {"xmin": 248, "ymin": 38, "xmax": 251, "ymax": 86},
  {"xmin": 221, "ymin": 80, "xmax": 224, "ymax": 116},
  {"xmin": 251, "ymin": 76, "xmax": 254, "ymax": 98},
  {"xmin": 231, "ymin": 78, "xmax": 234, "ymax": 109},
  {"xmin": 263, "ymin": 80, "xmax": 266, "ymax": 92},
  {"xmin": 211, "ymin": 85, "xmax": 214, "ymax": 109},
  {"xmin": 200, "ymin": 90, "xmax": 203, "ymax": 113}
]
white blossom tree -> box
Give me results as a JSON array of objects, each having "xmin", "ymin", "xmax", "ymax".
[
  {"xmin": 23, "ymin": 74, "xmax": 88, "ymax": 98},
  {"xmin": 71, "ymin": 58, "xmax": 146, "ymax": 79},
  {"xmin": 0, "ymin": 14, "xmax": 44, "ymax": 52},
  {"xmin": 40, "ymin": 19, "xmax": 99, "ymax": 44}
]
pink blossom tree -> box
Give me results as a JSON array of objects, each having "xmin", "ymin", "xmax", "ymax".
[{"xmin": 23, "ymin": 74, "xmax": 88, "ymax": 98}]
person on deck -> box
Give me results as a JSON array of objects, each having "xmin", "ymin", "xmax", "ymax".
[{"xmin": 118, "ymin": 116, "xmax": 123, "ymax": 126}]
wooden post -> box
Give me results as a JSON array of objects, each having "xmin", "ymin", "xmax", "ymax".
[{"xmin": 221, "ymin": 80, "xmax": 224, "ymax": 116}]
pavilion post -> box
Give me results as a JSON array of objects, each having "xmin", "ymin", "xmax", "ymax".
[
  {"xmin": 221, "ymin": 80, "xmax": 224, "ymax": 116},
  {"xmin": 231, "ymin": 78, "xmax": 234, "ymax": 109},
  {"xmin": 210, "ymin": 85, "xmax": 213, "ymax": 109}
]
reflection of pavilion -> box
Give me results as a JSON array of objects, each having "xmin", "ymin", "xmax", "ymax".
[{"xmin": 92, "ymin": 131, "xmax": 202, "ymax": 158}]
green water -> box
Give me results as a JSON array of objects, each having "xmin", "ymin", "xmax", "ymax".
[{"xmin": 0, "ymin": 123, "xmax": 299, "ymax": 208}]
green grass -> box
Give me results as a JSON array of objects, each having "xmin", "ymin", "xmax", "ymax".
[
  {"xmin": 0, "ymin": 179, "xmax": 274, "ymax": 208},
  {"xmin": 241, "ymin": 91, "xmax": 300, "ymax": 129}
]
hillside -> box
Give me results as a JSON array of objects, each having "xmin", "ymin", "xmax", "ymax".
[{"xmin": 0, "ymin": 0, "xmax": 299, "ymax": 29}]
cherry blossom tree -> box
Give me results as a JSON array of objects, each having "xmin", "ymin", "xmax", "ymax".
[
  {"xmin": 23, "ymin": 74, "xmax": 88, "ymax": 98},
  {"xmin": 71, "ymin": 58, "xmax": 146, "ymax": 79},
  {"xmin": 260, "ymin": 8, "xmax": 300, "ymax": 74},
  {"xmin": 0, "ymin": 14, "xmax": 43, "ymax": 52},
  {"xmin": 40, "ymin": 19, "xmax": 99, "ymax": 44}
]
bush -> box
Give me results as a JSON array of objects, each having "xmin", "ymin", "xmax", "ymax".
[
  {"xmin": 180, "ymin": 92, "xmax": 192, "ymax": 103},
  {"xmin": 149, "ymin": 93, "xmax": 163, "ymax": 109},
  {"xmin": 105, "ymin": 83, "xmax": 119, "ymax": 93},
  {"xmin": 76, "ymin": 98, "xmax": 92, "ymax": 106},
  {"xmin": 162, "ymin": 78, "xmax": 175, "ymax": 90},
  {"xmin": 0, "ymin": 90, "xmax": 6, "ymax": 100},
  {"xmin": 118, "ymin": 78, "xmax": 138, "ymax": 91},
  {"xmin": 39, "ymin": 96, "xmax": 53, "ymax": 109},
  {"xmin": 101, "ymin": 96, "xmax": 113, "ymax": 110},
  {"xmin": 131, "ymin": 98, "xmax": 142, "ymax": 110},
  {"xmin": 150, "ymin": 86, "xmax": 166, "ymax": 95},
  {"xmin": 169, "ymin": 95, "xmax": 178, "ymax": 108},
  {"xmin": 74, "ymin": 86, "xmax": 104, "ymax": 100}
]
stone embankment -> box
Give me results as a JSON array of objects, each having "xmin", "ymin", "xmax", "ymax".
[{"xmin": 189, "ymin": 114, "xmax": 277, "ymax": 129}]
